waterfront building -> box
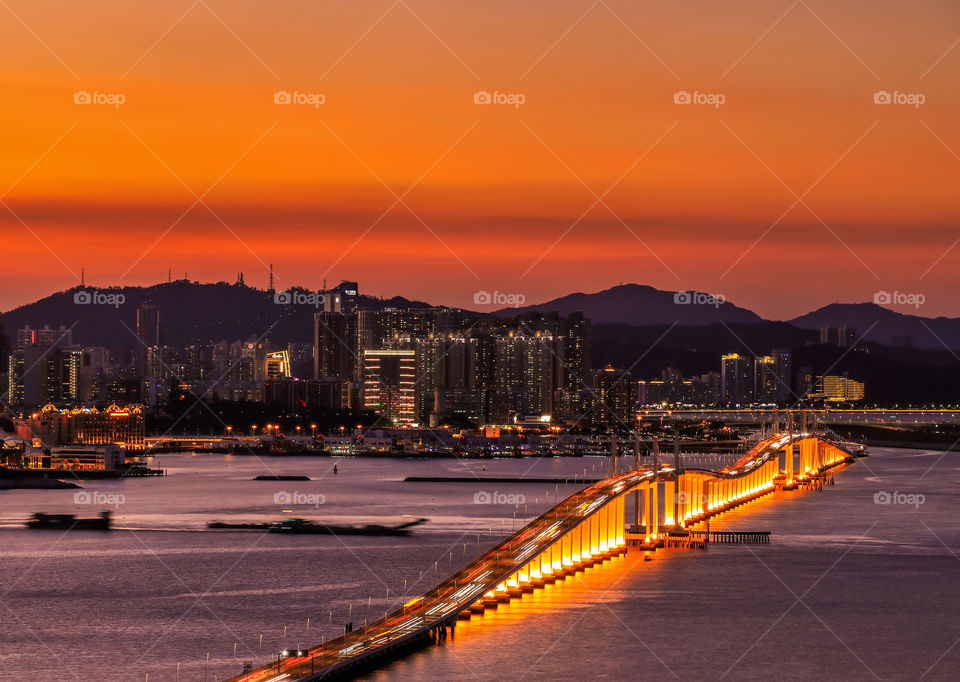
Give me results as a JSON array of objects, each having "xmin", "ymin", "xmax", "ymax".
[{"xmin": 362, "ymin": 350, "xmax": 417, "ymax": 424}]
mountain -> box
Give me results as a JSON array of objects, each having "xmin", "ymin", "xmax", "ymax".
[
  {"xmin": 495, "ymin": 284, "xmax": 764, "ymax": 326},
  {"xmin": 789, "ymin": 303, "xmax": 960, "ymax": 351},
  {"xmin": 0, "ymin": 281, "xmax": 434, "ymax": 354}
]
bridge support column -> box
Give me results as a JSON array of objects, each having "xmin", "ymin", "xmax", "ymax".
[
  {"xmin": 616, "ymin": 494, "xmax": 625, "ymax": 545},
  {"xmin": 785, "ymin": 436, "xmax": 795, "ymax": 482},
  {"xmin": 599, "ymin": 504, "xmax": 608, "ymax": 552},
  {"xmin": 647, "ymin": 480, "xmax": 658, "ymax": 541},
  {"xmin": 664, "ymin": 479, "xmax": 675, "ymax": 525},
  {"xmin": 640, "ymin": 482, "xmax": 649, "ymax": 530}
]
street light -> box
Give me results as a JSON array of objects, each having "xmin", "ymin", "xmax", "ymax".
[{"xmin": 311, "ymin": 424, "xmax": 317, "ymax": 437}]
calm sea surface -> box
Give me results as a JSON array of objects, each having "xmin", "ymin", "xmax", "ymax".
[{"xmin": 1, "ymin": 448, "xmax": 958, "ymax": 681}]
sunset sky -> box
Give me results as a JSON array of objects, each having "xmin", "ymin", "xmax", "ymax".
[{"xmin": 1, "ymin": 0, "xmax": 958, "ymax": 318}]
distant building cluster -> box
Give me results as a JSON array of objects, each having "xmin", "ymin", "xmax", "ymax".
[
  {"xmin": 315, "ymin": 282, "xmax": 592, "ymax": 426},
  {"xmin": 638, "ymin": 348, "xmax": 864, "ymax": 408},
  {"xmin": 4, "ymin": 280, "xmax": 867, "ymax": 440}
]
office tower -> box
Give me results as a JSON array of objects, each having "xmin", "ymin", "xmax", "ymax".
[
  {"xmin": 323, "ymin": 281, "xmax": 359, "ymax": 314},
  {"xmin": 363, "ymin": 349, "xmax": 417, "ymax": 424},
  {"xmin": 591, "ymin": 366, "xmax": 638, "ymax": 431},
  {"xmin": 720, "ymin": 353, "xmax": 753, "ymax": 405}
]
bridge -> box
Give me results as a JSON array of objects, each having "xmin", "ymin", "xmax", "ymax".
[{"xmin": 227, "ymin": 432, "xmax": 860, "ymax": 682}]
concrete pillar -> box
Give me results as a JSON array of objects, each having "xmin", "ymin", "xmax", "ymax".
[
  {"xmin": 640, "ymin": 483, "xmax": 648, "ymax": 528},
  {"xmin": 591, "ymin": 509, "xmax": 600, "ymax": 554},
  {"xmin": 598, "ymin": 504, "xmax": 607, "ymax": 552},
  {"xmin": 675, "ymin": 475, "xmax": 684, "ymax": 522},
  {"xmin": 664, "ymin": 479, "xmax": 675, "ymax": 525},
  {"xmin": 649, "ymin": 481, "xmax": 658, "ymax": 539},
  {"xmin": 616, "ymin": 495, "xmax": 625, "ymax": 545}
]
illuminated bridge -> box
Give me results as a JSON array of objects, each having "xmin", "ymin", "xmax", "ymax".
[{"xmin": 227, "ymin": 433, "xmax": 860, "ymax": 682}]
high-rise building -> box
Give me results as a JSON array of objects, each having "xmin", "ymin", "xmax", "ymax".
[
  {"xmin": 136, "ymin": 303, "xmax": 160, "ymax": 376},
  {"xmin": 753, "ymin": 356, "xmax": 778, "ymax": 404},
  {"xmin": 488, "ymin": 333, "xmax": 563, "ymax": 422},
  {"xmin": 771, "ymin": 349, "xmax": 793, "ymax": 402},
  {"xmin": 720, "ymin": 353, "xmax": 753, "ymax": 405},
  {"xmin": 362, "ymin": 349, "xmax": 417, "ymax": 424},
  {"xmin": 7, "ymin": 336, "xmax": 83, "ymax": 407},
  {"xmin": 314, "ymin": 311, "xmax": 352, "ymax": 406},
  {"xmin": 323, "ymin": 281, "xmax": 359, "ymax": 314},
  {"xmin": 591, "ymin": 367, "xmax": 638, "ymax": 431}
]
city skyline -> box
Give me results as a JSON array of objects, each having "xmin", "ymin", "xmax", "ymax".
[{"xmin": 1, "ymin": 1, "xmax": 959, "ymax": 317}]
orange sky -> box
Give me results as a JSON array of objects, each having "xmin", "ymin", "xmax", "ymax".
[{"xmin": 1, "ymin": 0, "xmax": 959, "ymax": 318}]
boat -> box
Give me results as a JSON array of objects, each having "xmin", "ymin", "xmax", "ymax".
[
  {"xmin": 26, "ymin": 510, "xmax": 111, "ymax": 530},
  {"xmin": 206, "ymin": 517, "xmax": 427, "ymax": 536}
]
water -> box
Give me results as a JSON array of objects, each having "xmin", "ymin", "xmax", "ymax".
[{"xmin": 1, "ymin": 449, "xmax": 958, "ymax": 681}]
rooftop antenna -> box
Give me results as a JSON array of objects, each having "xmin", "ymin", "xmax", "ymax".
[
  {"xmin": 80, "ymin": 267, "xmax": 85, "ymax": 287},
  {"xmin": 168, "ymin": 268, "xmax": 171, "ymax": 283},
  {"xmin": 269, "ymin": 263, "xmax": 274, "ymax": 292}
]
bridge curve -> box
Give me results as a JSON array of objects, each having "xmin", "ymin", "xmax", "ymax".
[{"xmin": 228, "ymin": 433, "xmax": 859, "ymax": 681}]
